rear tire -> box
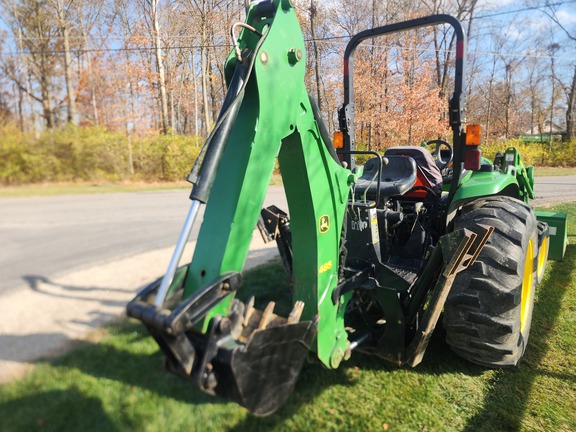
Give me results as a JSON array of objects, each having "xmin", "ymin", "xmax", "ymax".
[{"xmin": 443, "ymin": 196, "xmax": 538, "ymax": 367}]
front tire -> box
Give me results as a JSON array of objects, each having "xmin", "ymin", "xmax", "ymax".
[
  {"xmin": 536, "ymin": 221, "xmax": 550, "ymax": 284},
  {"xmin": 443, "ymin": 196, "xmax": 538, "ymax": 367}
]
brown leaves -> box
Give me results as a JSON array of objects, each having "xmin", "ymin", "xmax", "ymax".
[{"xmin": 353, "ymin": 31, "xmax": 449, "ymax": 149}]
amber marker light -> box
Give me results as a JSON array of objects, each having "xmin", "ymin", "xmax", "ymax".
[
  {"xmin": 333, "ymin": 131, "xmax": 344, "ymax": 149},
  {"xmin": 465, "ymin": 124, "xmax": 483, "ymax": 146},
  {"xmin": 463, "ymin": 124, "xmax": 483, "ymax": 170}
]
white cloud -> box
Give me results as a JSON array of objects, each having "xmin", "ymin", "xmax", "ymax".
[{"xmin": 556, "ymin": 8, "xmax": 576, "ymax": 26}]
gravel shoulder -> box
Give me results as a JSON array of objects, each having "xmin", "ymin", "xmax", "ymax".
[{"xmin": 0, "ymin": 235, "xmax": 277, "ymax": 384}]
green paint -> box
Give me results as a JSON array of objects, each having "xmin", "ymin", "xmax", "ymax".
[
  {"xmin": 451, "ymin": 170, "xmax": 520, "ymax": 204},
  {"xmin": 182, "ymin": 0, "xmax": 352, "ymax": 368},
  {"xmin": 450, "ymin": 147, "xmax": 535, "ymax": 207}
]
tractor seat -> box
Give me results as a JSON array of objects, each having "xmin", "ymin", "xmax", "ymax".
[
  {"xmin": 354, "ymin": 155, "xmax": 417, "ymax": 201},
  {"xmin": 384, "ymin": 146, "xmax": 443, "ymax": 195}
]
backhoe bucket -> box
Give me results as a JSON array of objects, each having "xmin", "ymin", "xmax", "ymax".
[
  {"xmin": 127, "ymin": 273, "xmax": 317, "ymax": 416},
  {"xmin": 197, "ymin": 318, "xmax": 317, "ymax": 416}
]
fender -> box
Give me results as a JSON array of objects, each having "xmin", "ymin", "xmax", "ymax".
[{"xmin": 449, "ymin": 170, "xmax": 520, "ymax": 212}]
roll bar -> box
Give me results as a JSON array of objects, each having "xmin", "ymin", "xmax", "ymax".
[{"xmin": 338, "ymin": 14, "xmax": 467, "ymax": 192}]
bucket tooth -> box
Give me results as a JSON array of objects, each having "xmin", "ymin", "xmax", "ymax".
[
  {"xmin": 258, "ymin": 301, "xmax": 276, "ymax": 330},
  {"xmin": 243, "ymin": 295, "xmax": 255, "ymax": 327},
  {"xmin": 287, "ymin": 301, "xmax": 305, "ymax": 324}
]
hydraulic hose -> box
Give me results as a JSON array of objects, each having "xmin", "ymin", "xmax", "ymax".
[
  {"xmin": 154, "ymin": 27, "xmax": 269, "ymax": 307},
  {"xmin": 189, "ymin": 27, "xmax": 269, "ymax": 203}
]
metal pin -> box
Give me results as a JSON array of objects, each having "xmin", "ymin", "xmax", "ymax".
[{"xmin": 260, "ymin": 51, "xmax": 268, "ymax": 64}]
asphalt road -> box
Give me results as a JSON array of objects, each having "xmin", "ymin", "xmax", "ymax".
[
  {"xmin": 0, "ymin": 187, "xmax": 287, "ymax": 295},
  {"xmin": 532, "ymin": 175, "xmax": 576, "ymax": 206},
  {"xmin": 0, "ymin": 176, "xmax": 574, "ymax": 295}
]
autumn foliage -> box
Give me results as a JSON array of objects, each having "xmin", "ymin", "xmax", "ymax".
[
  {"xmin": 0, "ymin": 0, "xmax": 574, "ymax": 185},
  {"xmin": 352, "ymin": 32, "xmax": 449, "ymax": 150}
]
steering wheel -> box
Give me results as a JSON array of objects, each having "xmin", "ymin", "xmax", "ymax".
[{"xmin": 426, "ymin": 139, "xmax": 453, "ymax": 170}]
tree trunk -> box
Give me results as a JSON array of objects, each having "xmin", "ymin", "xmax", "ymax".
[
  {"xmin": 200, "ymin": 45, "xmax": 211, "ymax": 135},
  {"xmin": 208, "ymin": 45, "xmax": 219, "ymax": 122},
  {"xmin": 80, "ymin": 27, "xmax": 99, "ymax": 126},
  {"xmin": 56, "ymin": 0, "xmax": 77, "ymax": 125},
  {"xmin": 13, "ymin": 3, "xmax": 36, "ymax": 132},
  {"xmin": 504, "ymin": 62, "xmax": 513, "ymax": 139},
  {"xmin": 309, "ymin": 0, "xmax": 322, "ymax": 110},
  {"xmin": 151, "ymin": 0, "xmax": 170, "ymax": 134},
  {"xmin": 192, "ymin": 50, "xmax": 199, "ymax": 137},
  {"xmin": 200, "ymin": 2, "xmax": 212, "ymax": 136},
  {"xmin": 165, "ymin": 51, "xmax": 176, "ymax": 133},
  {"xmin": 16, "ymin": 84, "xmax": 24, "ymax": 130},
  {"xmin": 484, "ymin": 56, "xmax": 497, "ymax": 143},
  {"xmin": 39, "ymin": 55, "xmax": 54, "ymax": 129},
  {"xmin": 549, "ymin": 45, "xmax": 558, "ymax": 151},
  {"xmin": 120, "ymin": 9, "xmax": 136, "ymax": 172},
  {"xmin": 62, "ymin": 23, "xmax": 77, "ymax": 124},
  {"xmin": 566, "ymin": 64, "xmax": 576, "ymax": 141}
]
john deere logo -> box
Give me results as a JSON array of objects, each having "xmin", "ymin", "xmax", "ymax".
[{"xmin": 319, "ymin": 215, "xmax": 330, "ymax": 233}]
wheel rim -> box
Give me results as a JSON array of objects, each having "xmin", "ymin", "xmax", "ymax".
[
  {"xmin": 537, "ymin": 236, "xmax": 549, "ymax": 280},
  {"xmin": 520, "ymin": 239, "xmax": 535, "ymax": 334}
]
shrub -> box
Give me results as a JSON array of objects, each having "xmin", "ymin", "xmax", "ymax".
[
  {"xmin": 0, "ymin": 124, "xmax": 573, "ymax": 186},
  {"xmin": 482, "ymin": 138, "xmax": 576, "ymax": 168},
  {"xmin": 0, "ymin": 123, "xmax": 203, "ymax": 185}
]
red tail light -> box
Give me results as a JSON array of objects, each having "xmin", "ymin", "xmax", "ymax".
[{"xmin": 464, "ymin": 148, "xmax": 481, "ymax": 171}]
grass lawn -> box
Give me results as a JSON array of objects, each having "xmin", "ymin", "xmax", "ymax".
[
  {"xmin": 534, "ymin": 167, "xmax": 576, "ymax": 176},
  {"xmin": 0, "ymin": 167, "xmax": 573, "ymax": 199},
  {"xmin": 0, "ymin": 175, "xmax": 285, "ymax": 199},
  {"xmin": 0, "ymin": 181, "xmax": 190, "ymax": 198},
  {"xmin": 0, "ymin": 204, "xmax": 574, "ymax": 432}
]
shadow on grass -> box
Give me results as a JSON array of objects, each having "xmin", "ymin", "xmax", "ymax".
[
  {"xmin": 48, "ymin": 321, "xmax": 218, "ymax": 407},
  {"xmin": 223, "ymin": 326, "xmax": 488, "ymax": 431},
  {"xmin": 0, "ymin": 389, "xmax": 120, "ymax": 432},
  {"xmin": 225, "ymin": 246, "xmax": 576, "ymax": 430},
  {"xmin": 42, "ymin": 320, "xmax": 354, "ymax": 411},
  {"xmin": 12, "ymin": 244, "xmax": 571, "ymax": 430},
  {"xmin": 223, "ymin": 361, "xmax": 355, "ymax": 431},
  {"xmin": 462, "ymin": 244, "xmax": 575, "ymax": 431}
]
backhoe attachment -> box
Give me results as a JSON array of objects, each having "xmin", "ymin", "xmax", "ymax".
[
  {"xmin": 128, "ymin": 271, "xmax": 316, "ymax": 416},
  {"xmin": 126, "ymin": 0, "xmax": 504, "ymax": 417},
  {"xmin": 128, "ymin": 0, "xmax": 351, "ymax": 416}
]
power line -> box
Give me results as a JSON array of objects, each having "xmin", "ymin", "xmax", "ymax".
[
  {"xmin": 1, "ymin": 41, "xmax": 573, "ymax": 62},
  {"xmin": 0, "ymin": 43, "xmax": 234, "ymax": 56},
  {"xmin": 2, "ymin": 34, "xmax": 216, "ymax": 42},
  {"xmin": 317, "ymin": 40, "xmax": 576, "ymax": 61},
  {"xmin": 1, "ymin": 0, "xmax": 575, "ymax": 58}
]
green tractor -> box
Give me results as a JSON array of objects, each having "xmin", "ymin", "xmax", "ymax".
[{"xmin": 127, "ymin": 0, "xmax": 553, "ymax": 416}]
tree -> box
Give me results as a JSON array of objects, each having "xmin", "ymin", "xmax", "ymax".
[
  {"xmin": 309, "ymin": 0, "xmax": 322, "ymax": 110},
  {"xmin": 423, "ymin": 0, "xmax": 479, "ymax": 99},
  {"xmin": 540, "ymin": 2, "xmax": 576, "ymax": 141},
  {"xmin": 524, "ymin": 56, "xmax": 545, "ymax": 135},
  {"xmin": 140, "ymin": 0, "xmax": 170, "ymax": 134},
  {"xmin": 52, "ymin": 0, "xmax": 78, "ymax": 125},
  {"xmin": 567, "ymin": 65, "xmax": 576, "ymax": 141},
  {"xmin": 353, "ymin": 28, "xmax": 448, "ymax": 147},
  {"xmin": 1, "ymin": 0, "xmax": 60, "ymax": 128}
]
